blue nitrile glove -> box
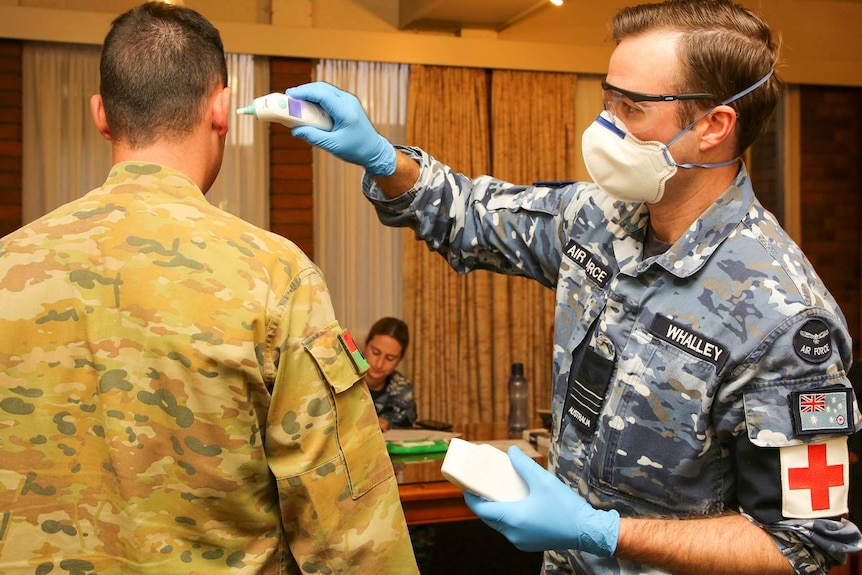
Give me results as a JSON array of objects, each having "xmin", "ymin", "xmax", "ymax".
[
  {"xmin": 464, "ymin": 445, "xmax": 620, "ymax": 557},
  {"xmin": 285, "ymin": 82, "xmax": 397, "ymax": 177}
]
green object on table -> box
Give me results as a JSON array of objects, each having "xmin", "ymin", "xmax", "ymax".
[
  {"xmin": 389, "ymin": 451, "xmax": 448, "ymax": 463},
  {"xmin": 386, "ymin": 438, "xmax": 450, "ymax": 455}
]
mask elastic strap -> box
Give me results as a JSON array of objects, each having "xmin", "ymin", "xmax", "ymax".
[
  {"xmin": 667, "ymin": 69, "xmax": 774, "ymax": 169},
  {"xmin": 666, "ymin": 151, "xmax": 739, "ymax": 170}
]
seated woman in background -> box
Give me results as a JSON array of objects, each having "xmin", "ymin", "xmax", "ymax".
[
  {"xmin": 366, "ymin": 318, "xmax": 435, "ymax": 571},
  {"xmin": 364, "ymin": 317, "xmax": 417, "ymax": 431}
]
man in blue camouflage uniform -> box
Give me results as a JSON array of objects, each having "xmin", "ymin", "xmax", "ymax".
[
  {"xmin": 0, "ymin": 3, "xmax": 418, "ymax": 574},
  {"xmin": 288, "ymin": 1, "xmax": 862, "ymax": 573}
]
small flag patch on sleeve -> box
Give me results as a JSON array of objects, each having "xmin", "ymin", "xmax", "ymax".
[
  {"xmin": 338, "ymin": 330, "xmax": 369, "ymax": 375},
  {"xmin": 790, "ymin": 388, "xmax": 854, "ymax": 436}
]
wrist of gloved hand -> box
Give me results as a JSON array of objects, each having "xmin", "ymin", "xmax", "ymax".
[
  {"xmin": 464, "ymin": 446, "xmax": 620, "ymax": 557},
  {"xmin": 571, "ymin": 506, "xmax": 620, "ymax": 557},
  {"xmin": 363, "ymin": 135, "xmax": 397, "ymax": 177}
]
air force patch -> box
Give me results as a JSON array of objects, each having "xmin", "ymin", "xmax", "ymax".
[{"xmin": 793, "ymin": 319, "xmax": 832, "ymax": 364}]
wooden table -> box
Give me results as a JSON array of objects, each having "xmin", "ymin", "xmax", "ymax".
[
  {"xmin": 393, "ymin": 423, "xmax": 862, "ymax": 574},
  {"xmin": 392, "ymin": 421, "xmax": 547, "ymax": 525}
]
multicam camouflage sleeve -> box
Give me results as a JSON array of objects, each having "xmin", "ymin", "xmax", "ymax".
[{"xmin": 262, "ymin": 268, "xmax": 418, "ymax": 574}]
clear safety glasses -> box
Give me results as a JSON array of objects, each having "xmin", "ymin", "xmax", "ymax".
[{"xmin": 601, "ymin": 77, "xmax": 717, "ymax": 134}]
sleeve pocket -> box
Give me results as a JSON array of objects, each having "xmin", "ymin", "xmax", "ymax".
[
  {"xmin": 744, "ymin": 381, "xmax": 858, "ymax": 448},
  {"xmin": 303, "ymin": 326, "xmax": 393, "ymax": 499}
]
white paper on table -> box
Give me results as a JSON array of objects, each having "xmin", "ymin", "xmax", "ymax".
[{"xmin": 383, "ymin": 429, "xmax": 462, "ymax": 443}]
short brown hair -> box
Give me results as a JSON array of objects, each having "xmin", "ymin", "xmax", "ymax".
[
  {"xmin": 611, "ymin": 0, "xmax": 781, "ymax": 154},
  {"xmin": 99, "ymin": 2, "xmax": 228, "ymax": 148}
]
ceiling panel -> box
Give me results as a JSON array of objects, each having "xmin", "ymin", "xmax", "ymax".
[{"xmin": 398, "ymin": 0, "xmax": 550, "ymax": 31}]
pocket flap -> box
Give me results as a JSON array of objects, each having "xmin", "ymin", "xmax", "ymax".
[{"xmin": 303, "ymin": 326, "xmax": 366, "ymax": 394}]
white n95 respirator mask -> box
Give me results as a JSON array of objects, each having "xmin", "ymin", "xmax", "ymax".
[
  {"xmin": 581, "ymin": 111, "xmax": 678, "ymax": 204},
  {"xmin": 581, "ymin": 70, "xmax": 775, "ymax": 204}
]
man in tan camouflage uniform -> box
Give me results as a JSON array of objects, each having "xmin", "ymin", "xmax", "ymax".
[{"xmin": 0, "ymin": 3, "xmax": 418, "ymax": 574}]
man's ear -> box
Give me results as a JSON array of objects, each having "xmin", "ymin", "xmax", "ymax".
[
  {"xmin": 698, "ymin": 104, "xmax": 737, "ymax": 152},
  {"xmin": 90, "ymin": 94, "xmax": 112, "ymax": 141},
  {"xmin": 211, "ymin": 86, "xmax": 232, "ymax": 137}
]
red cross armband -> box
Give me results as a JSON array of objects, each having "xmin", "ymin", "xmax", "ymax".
[
  {"xmin": 780, "ymin": 438, "xmax": 849, "ymax": 518},
  {"xmin": 732, "ymin": 385, "xmax": 858, "ymax": 523}
]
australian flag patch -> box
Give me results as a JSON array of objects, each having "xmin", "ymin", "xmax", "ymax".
[{"xmin": 790, "ymin": 387, "xmax": 854, "ymax": 436}]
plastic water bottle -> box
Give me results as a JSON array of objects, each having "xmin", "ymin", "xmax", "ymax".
[{"xmin": 507, "ymin": 363, "xmax": 529, "ymax": 439}]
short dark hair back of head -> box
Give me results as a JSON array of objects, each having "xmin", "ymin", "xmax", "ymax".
[
  {"xmin": 99, "ymin": 2, "xmax": 228, "ymax": 148},
  {"xmin": 366, "ymin": 317, "xmax": 410, "ymax": 357},
  {"xmin": 612, "ymin": 0, "xmax": 781, "ymax": 155}
]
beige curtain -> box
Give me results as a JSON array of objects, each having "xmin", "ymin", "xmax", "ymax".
[
  {"xmin": 312, "ymin": 60, "xmax": 410, "ymax": 339},
  {"xmin": 403, "ymin": 65, "xmax": 491, "ymax": 427},
  {"xmin": 404, "ymin": 66, "xmax": 578, "ymax": 428},
  {"xmin": 488, "ymin": 70, "xmax": 578, "ymax": 424},
  {"xmin": 208, "ymin": 54, "xmax": 270, "ymax": 229},
  {"xmin": 22, "ymin": 42, "xmax": 110, "ymax": 223},
  {"xmin": 23, "ymin": 43, "xmax": 268, "ymax": 228}
]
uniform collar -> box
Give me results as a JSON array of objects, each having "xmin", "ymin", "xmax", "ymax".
[
  {"xmin": 105, "ymin": 161, "xmax": 204, "ymax": 200},
  {"xmin": 638, "ymin": 164, "xmax": 756, "ymax": 278}
]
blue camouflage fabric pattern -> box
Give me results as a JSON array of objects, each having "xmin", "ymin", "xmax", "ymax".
[
  {"xmin": 361, "ymin": 146, "xmax": 862, "ymax": 575},
  {"xmin": 370, "ymin": 371, "xmax": 417, "ymax": 429},
  {"xmin": 0, "ymin": 162, "xmax": 419, "ymax": 575}
]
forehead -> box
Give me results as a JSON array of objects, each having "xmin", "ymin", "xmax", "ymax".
[
  {"xmin": 367, "ymin": 334, "xmax": 403, "ymax": 356},
  {"xmin": 605, "ymin": 30, "xmax": 682, "ymax": 94}
]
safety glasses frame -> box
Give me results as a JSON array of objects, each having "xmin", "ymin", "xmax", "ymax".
[{"xmin": 601, "ymin": 77, "xmax": 717, "ymax": 103}]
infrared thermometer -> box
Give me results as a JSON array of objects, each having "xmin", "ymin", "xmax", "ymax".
[{"xmin": 236, "ymin": 93, "xmax": 333, "ymax": 131}]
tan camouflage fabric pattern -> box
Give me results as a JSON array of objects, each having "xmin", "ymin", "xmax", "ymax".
[{"xmin": 0, "ymin": 162, "xmax": 419, "ymax": 575}]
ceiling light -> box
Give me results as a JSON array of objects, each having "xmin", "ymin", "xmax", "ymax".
[{"xmin": 550, "ymin": 0, "xmax": 564, "ymax": 6}]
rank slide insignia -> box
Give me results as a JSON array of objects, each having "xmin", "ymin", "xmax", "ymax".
[{"xmin": 338, "ymin": 330, "xmax": 370, "ymax": 374}]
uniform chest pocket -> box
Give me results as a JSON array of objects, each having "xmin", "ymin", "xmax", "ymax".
[
  {"xmin": 562, "ymin": 346, "xmax": 614, "ymax": 441},
  {"xmin": 591, "ymin": 328, "xmax": 725, "ymax": 515}
]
